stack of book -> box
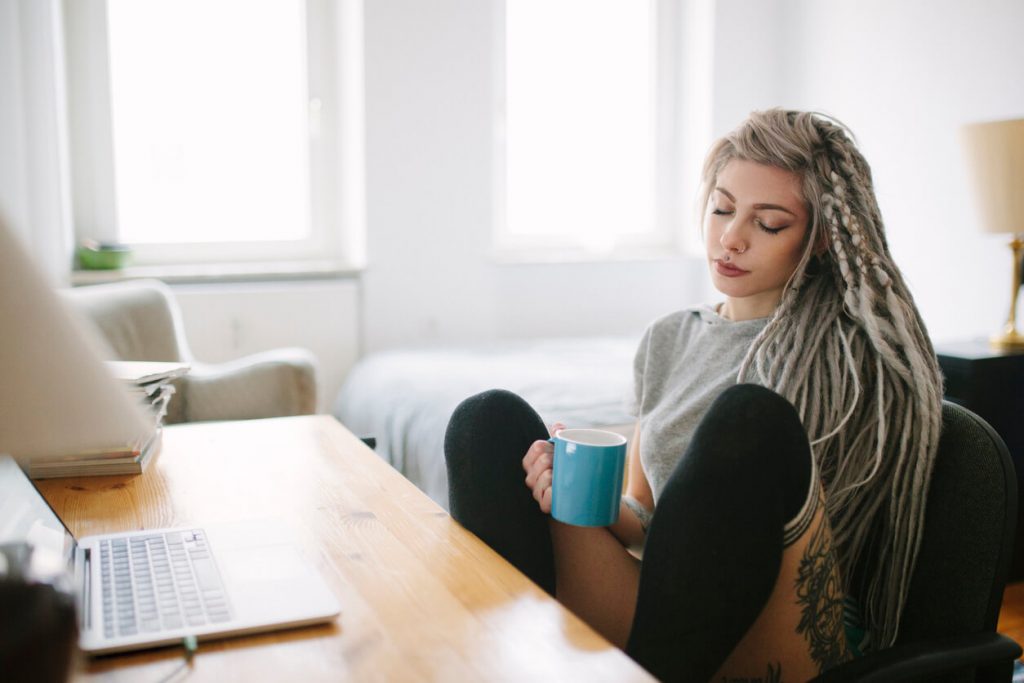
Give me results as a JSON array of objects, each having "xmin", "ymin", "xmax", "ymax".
[
  {"xmin": 108, "ymin": 361, "xmax": 190, "ymax": 432},
  {"xmin": 26, "ymin": 361, "xmax": 190, "ymax": 479}
]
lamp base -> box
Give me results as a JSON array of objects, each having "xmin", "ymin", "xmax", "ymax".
[
  {"xmin": 991, "ymin": 236, "xmax": 1024, "ymax": 352},
  {"xmin": 990, "ymin": 327, "xmax": 1024, "ymax": 351}
]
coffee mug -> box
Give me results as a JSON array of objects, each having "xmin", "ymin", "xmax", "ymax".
[{"xmin": 549, "ymin": 428, "xmax": 627, "ymax": 527}]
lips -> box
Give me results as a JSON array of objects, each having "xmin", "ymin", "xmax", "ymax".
[{"xmin": 714, "ymin": 260, "xmax": 749, "ymax": 277}]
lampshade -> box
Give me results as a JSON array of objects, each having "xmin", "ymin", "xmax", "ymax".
[{"xmin": 961, "ymin": 118, "xmax": 1024, "ymax": 235}]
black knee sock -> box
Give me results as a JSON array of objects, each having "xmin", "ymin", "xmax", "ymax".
[
  {"xmin": 444, "ymin": 389, "xmax": 556, "ymax": 594},
  {"xmin": 626, "ymin": 384, "xmax": 814, "ymax": 682}
]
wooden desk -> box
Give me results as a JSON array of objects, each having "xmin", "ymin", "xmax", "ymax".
[{"xmin": 38, "ymin": 416, "xmax": 652, "ymax": 682}]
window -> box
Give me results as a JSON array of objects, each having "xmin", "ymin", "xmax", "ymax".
[
  {"xmin": 64, "ymin": 0, "xmax": 364, "ymax": 269},
  {"xmin": 497, "ymin": 0, "xmax": 686, "ymax": 260}
]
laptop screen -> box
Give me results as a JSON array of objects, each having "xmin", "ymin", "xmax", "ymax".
[
  {"xmin": 0, "ymin": 454, "xmax": 76, "ymax": 582},
  {"xmin": 0, "ymin": 216, "xmax": 151, "ymax": 467}
]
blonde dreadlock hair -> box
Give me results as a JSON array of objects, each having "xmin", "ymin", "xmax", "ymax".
[{"xmin": 700, "ymin": 109, "xmax": 943, "ymax": 649}]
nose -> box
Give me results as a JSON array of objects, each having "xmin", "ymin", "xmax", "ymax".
[{"xmin": 720, "ymin": 222, "xmax": 747, "ymax": 255}]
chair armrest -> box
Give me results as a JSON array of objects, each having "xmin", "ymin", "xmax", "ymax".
[
  {"xmin": 810, "ymin": 632, "xmax": 1022, "ymax": 683},
  {"xmin": 174, "ymin": 348, "xmax": 319, "ymax": 423}
]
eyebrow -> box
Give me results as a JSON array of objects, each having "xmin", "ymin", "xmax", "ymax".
[{"xmin": 714, "ymin": 187, "xmax": 798, "ymax": 217}]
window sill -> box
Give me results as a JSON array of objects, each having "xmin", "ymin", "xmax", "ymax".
[{"xmin": 70, "ymin": 259, "xmax": 361, "ymax": 286}]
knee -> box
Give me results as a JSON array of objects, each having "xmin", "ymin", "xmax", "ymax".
[
  {"xmin": 702, "ymin": 385, "xmax": 806, "ymax": 458},
  {"xmin": 445, "ymin": 389, "xmax": 546, "ymax": 512},
  {"xmin": 707, "ymin": 384, "xmax": 802, "ymax": 434},
  {"xmin": 448, "ymin": 389, "xmax": 533, "ymax": 431},
  {"xmin": 445, "ymin": 388, "xmax": 543, "ymax": 464},
  {"xmin": 683, "ymin": 384, "xmax": 812, "ymax": 496}
]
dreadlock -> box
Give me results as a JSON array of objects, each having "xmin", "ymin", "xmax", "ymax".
[{"xmin": 699, "ymin": 109, "xmax": 943, "ymax": 649}]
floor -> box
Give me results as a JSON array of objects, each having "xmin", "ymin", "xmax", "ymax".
[{"xmin": 1001, "ymin": 582, "xmax": 1024, "ymax": 646}]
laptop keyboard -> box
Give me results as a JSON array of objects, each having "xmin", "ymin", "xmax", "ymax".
[{"xmin": 99, "ymin": 530, "xmax": 231, "ymax": 638}]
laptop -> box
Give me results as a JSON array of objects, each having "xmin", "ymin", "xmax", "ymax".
[
  {"xmin": 0, "ymin": 216, "xmax": 339, "ymax": 654},
  {"xmin": 0, "ymin": 454, "xmax": 340, "ymax": 654}
]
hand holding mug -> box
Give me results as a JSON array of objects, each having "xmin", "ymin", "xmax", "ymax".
[
  {"xmin": 523, "ymin": 424, "xmax": 628, "ymax": 526},
  {"xmin": 522, "ymin": 422, "xmax": 566, "ymax": 513}
]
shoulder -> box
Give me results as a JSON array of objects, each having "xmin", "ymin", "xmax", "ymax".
[
  {"xmin": 635, "ymin": 305, "xmax": 713, "ymax": 363},
  {"xmin": 641, "ymin": 305, "xmax": 729, "ymax": 349},
  {"xmin": 644, "ymin": 305, "xmax": 711, "ymax": 338}
]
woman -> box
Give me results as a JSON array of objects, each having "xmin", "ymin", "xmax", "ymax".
[{"xmin": 445, "ymin": 109, "xmax": 942, "ymax": 682}]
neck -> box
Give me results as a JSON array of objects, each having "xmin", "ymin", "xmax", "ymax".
[{"xmin": 719, "ymin": 292, "xmax": 782, "ymax": 321}]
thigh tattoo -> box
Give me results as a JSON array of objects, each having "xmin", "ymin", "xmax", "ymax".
[{"xmin": 794, "ymin": 521, "xmax": 850, "ymax": 672}]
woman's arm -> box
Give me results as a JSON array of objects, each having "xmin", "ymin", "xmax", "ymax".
[{"xmin": 608, "ymin": 423, "xmax": 653, "ymax": 552}]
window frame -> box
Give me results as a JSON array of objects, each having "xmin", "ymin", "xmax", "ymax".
[
  {"xmin": 492, "ymin": 0, "xmax": 692, "ymax": 263},
  {"xmin": 62, "ymin": 0, "xmax": 365, "ymax": 270}
]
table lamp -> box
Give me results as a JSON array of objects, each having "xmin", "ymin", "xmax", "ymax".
[{"xmin": 961, "ymin": 117, "xmax": 1024, "ymax": 351}]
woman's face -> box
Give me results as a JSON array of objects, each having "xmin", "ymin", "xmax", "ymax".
[{"xmin": 704, "ymin": 159, "xmax": 810, "ymax": 319}]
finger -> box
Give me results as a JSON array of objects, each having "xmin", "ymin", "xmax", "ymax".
[
  {"xmin": 548, "ymin": 422, "xmax": 567, "ymax": 438},
  {"xmin": 522, "ymin": 439, "xmax": 552, "ymax": 472},
  {"xmin": 533, "ymin": 469, "xmax": 553, "ymax": 505},
  {"xmin": 524, "ymin": 451, "xmax": 551, "ymax": 487},
  {"xmin": 540, "ymin": 486, "xmax": 552, "ymax": 514},
  {"xmin": 524, "ymin": 453, "xmax": 552, "ymax": 488}
]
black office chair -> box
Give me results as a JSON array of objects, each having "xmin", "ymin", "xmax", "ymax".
[{"xmin": 812, "ymin": 401, "xmax": 1022, "ymax": 682}]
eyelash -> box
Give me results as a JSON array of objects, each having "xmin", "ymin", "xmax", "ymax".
[
  {"xmin": 711, "ymin": 208, "xmax": 786, "ymax": 235},
  {"xmin": 759, "ymin": 223, "xmax": 785, "ymax": 235}
]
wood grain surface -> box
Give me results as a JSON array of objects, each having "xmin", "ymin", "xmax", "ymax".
[{"xmin": 36, "ymin": 415, "xmax": 653, "ymax": 682}]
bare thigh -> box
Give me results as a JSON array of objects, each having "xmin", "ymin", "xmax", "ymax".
[
  {"xmin": 549, "ymin": 520, "xmax": 641, "ymax": 649},
  {"xmin": 549, "ymin": 495, "xmax": 850, "ymax": 682},
  {"xmin": 713, "ymin": 500, "xmax": 851, "ymax": 682}
]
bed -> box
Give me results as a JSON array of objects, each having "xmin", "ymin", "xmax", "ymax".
[{"xmin": 333, "ymin": 336, "xmax": 639, "ymax": 508}]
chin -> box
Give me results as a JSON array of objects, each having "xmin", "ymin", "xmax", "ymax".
[{"xmin": 710, "ymin": 277, "xmax": 754, "ymax": 298}]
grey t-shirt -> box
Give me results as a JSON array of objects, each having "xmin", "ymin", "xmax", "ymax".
[{"xmin": 631, "ymin": 304, "xmax": 768, "ymax": 501}]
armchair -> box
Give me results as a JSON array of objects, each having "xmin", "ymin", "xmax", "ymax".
[{"xmin": 64, "ymin": 279, "xmax": 318, "ymax": 424}]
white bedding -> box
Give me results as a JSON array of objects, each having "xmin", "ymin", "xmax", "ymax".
[{"xmin": 333, "ymin": 336, "xmax": 638, "ymax": 508}]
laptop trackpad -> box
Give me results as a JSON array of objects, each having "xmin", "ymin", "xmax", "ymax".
[
  {"xmin": 219, "ymin": 544, "xmax": 309, "ymax": 583},
  {"xmin": 211, "ymin": 533, "xmax": 339, "ymax": 623}
]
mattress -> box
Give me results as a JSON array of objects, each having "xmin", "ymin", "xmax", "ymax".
[{"xmin": 333, "ymin": 336, "xmax": 638, "ymax": 508}]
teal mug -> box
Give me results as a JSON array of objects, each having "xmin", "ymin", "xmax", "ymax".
[{"xmin": 549, "ymin": 428, "xmax": 628, "ymax": 527}]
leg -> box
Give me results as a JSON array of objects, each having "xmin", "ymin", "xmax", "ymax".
[
  {"xmin": 712, "ymin": 499, "xmax": 849, "ymax": 682},
  {"xmin": 549, "ymin": 521, "xmax": 641, "ymax": 648},
  {"xmin": 444, "ymin": 389, "xmax": 555, "ymax": 593},
  {"xmin": 627, "ymin": 384, "xmax": 847, "ymax": 682},
  {"xmin": 445, "ymin": 389, "xmax": 641, "ymax": 645}
]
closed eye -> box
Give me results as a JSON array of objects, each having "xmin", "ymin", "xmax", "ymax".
[{"xmin": 757, "ymin": 220, "xmax": 788, "ymax": 235}]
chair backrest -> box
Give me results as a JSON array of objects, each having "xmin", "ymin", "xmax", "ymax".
[
  {"xmin": 62, "ymin": 279, "xmax": 191, "ymax": 363},
  {"xmin": 894, "ymin": 401, "xmax": 1017, "ymax": 657}
]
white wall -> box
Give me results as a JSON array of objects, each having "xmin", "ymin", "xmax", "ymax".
[
  {"xmin": 776, "ymin": 0, "xmax": 1024, "ymax": 343},
  {"xmin": 0, "ymin": 0, "xmax": 74, "ymax": 284},
  {"xmin": 711, "ymin": 0, "xmax": 789, "ymax": 135},
  {"xmin": 0, "ymin": 1, "xmax": 30, "ymax": 244},
  {"xmin": 360, "ymin": 0, "xmax": 705, "ymax": 353},
  {"xmin": 172, "ymin": 280, "xmax": 360, "ymax": 412}
]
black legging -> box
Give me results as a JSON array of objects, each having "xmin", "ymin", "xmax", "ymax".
[{"xmin": 444, "ymin": 383, "xmax": 814, "ymax": 682}]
